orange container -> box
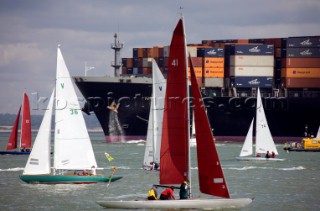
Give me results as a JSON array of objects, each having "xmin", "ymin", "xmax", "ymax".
[
  {"xmin": 281, "ymin": 68, "xmax": 320, "ymax": 78},
  {"xmin": 143, "ymin": 67, "xmax": 152, "ymax": 74},
  {"xmin": 138, "ymin": 48, "xmax": 143, "ymax": 58},
  {"xmin": 281, "ymin": 58, "xmax": 320, "ymax": 68},
  {"xmin": 203, "ymin": 58, "xmax": 224, "ymax": 68},
  {"xmin": 282, "ymin": 78, "xmax": 320, "ymax": 88},
  {"xmin": 204, "ymin": 67, "xmax": 224, "ymax": 78},
  {"xmin": 126, "ymin": 58, "xmax": 133, "ymax": 68},
  {"xmin": 188, "ymin": 67, "xmax": 202, "ymax": 77}
]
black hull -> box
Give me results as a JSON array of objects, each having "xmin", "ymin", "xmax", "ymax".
[{"xmin": 74, "ymin": 76, "xmax": 320, "ymax": 143}]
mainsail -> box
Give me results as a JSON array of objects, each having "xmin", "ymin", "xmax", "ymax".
[
  {"xmin": 20, "ymin": 92, "xmax": 32, "ymax": 149},
  {"xmin": 160, "ymin": 19, "xmax": 189, "ymax": 184}
]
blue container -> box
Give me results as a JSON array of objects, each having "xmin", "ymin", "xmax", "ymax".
[
  {"xmin": 230, "ymin": 77, "xmax": 273, "ymax": 88},
  {"xmin": 122, "ymin": 58, "xmax": 127, "ymax": 67},
  {"xmin": 158, "ymin": 57, "xmax": 164, "ymax": 67},
  {"xmin": 225, "ymin": 44, "xmax": 274, "ymax": 55},
  {"xmin": 286, "ymin": 36, "xmax": 320, "ymax": 48},
  {"xmin": 133, "ymin": 58, "xmax": 139, "ymax": 68},
  {"xmin": 281, "ymin": 47, "xmax": 320, "ymax": 58},
  {"xmin": 197, "ymin": 48, "xmax": 224, "ymax": 57},
  {"xmin": 133, "ymin": 48, "xmax": 138, "ymax": 58},
  {"xmin": 126, "ymin": 68, "xmax": 133, "ymax": 74}
]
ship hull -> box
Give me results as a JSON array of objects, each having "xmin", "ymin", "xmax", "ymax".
[{"xmin": 74, "ymin": 76, "xmax": 320, "ymax": 143}]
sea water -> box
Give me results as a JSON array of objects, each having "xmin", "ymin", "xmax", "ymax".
[{"xmin": 0, "ymin": 131, "xmax": 319, "ymax": 211}]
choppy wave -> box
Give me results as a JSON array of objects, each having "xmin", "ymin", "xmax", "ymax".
[
  {"xmin": 0, "ymin": 167, "xmax": 24, "ymax": 172},
  {"xmin": 226, "ymin": 166, "xmax": 305, "ymax": 171},
  {"xmin": 277, "ymin": 166, "xmax": 305, "ymax": 171}
]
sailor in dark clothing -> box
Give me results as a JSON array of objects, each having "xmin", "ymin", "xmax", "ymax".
[
  {"xmin": 265, "ymin": 151, "xmax": 271, "ymax": 158},
  {"xmin": 179, "ymin": 180, "xmax": 189, "ymax": 199}
]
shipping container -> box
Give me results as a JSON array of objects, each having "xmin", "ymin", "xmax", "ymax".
[
  {"xmin": 281, "ymin": 68, "xmax": 320, "ymax": 78},
  {"xmin": 133, "ymin": 48, "xmax": 138, "ymax": 58},
  {"xmin": 225, "ymin": 44, "xmax": 274, "ymax": 55},
  {"xmin": 282, "ymin": 78, "xmax": 320, "ymax": 88},
  {"xmin": 228, "ymin": 66, "xmax": 274, "ymax": 77},
  {"xmin": 126, "ymin": 68, "xmax": 133, "ymax": 74},
  {"xmin": 122, "ymin": 58, "xmax": 127, "ymax": 67},
  {"xmin": 121, "ymin": 67, "xmax": 127, "ymax": 75},
  {"xmin": 143, "ymin": 48, "xmax": 153, "ymax": 57},
  {"xmin": 142, "ymin": 58, "xmax": 152, "ymax": 68},
  {"xmin": 187, "ymin": 67, "xmax": 202, "ymax": 77},
  {"xmin": 137, "ymin": 48, "xmax": 143, "ymax": 58},
  {"xmin": 143, "ymin": 67, "xmax": 152, "ymax": 74},
  {"xmin": 286, "ymin": 37, "xmax": 320, "ymax": 48},
  {"xmin": 133, "ymin": 58, "xmax": 139, "ymax": 68},
  {"xmin": 197, "ymin": 48, "xmax": 224, "ymax": 57},
  {"xmin": 157, "ymin": 57, "xmax": 164, "ymax": 67},
  {"xmin": 204, "ymin": 78, "xmax": 224, "ymax": 87},
  {"xmin": 281, "ymin": 48, "xmax": 320, "ymax": 58},
  {"xmin": 203, "ymin": 57, "xmax": 224, "ymax": 68},
  {"xmin": 153, "ymin": 46, "xmax": 164, "ymax": 58},
  {"xmin": 164, "ymin": 46, "xmax": 169, "ymax": 57},
  {"xmin": 187, "ymin": 46, "xmax": 198, "ymax": 57},
  {"xmin": 126, "ymin": 58, "xmax": 133, "ymax": 68},
  {"xmin": 227, "ymin": 76, "xmax": 273, "ymax": 88},
  {"xmin": 188, "ymin": 57, "xmax": 202, "ymax": 67},
  {"xmin": 204, "ymin": 67, "xmax": 224, "ymax": 78},
  {"xmin": 281, "ymin": 58, "xmax": 320, "ymax": 68},
  {"xmin": 228, "ymin": 55, "xmax": 274, "ymax": 67}
]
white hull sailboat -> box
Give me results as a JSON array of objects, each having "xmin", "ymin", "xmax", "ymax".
[
  {"xmin": 20, "ymin": 46, "xmax": 122, "ymax": 184},
  {"xmin": 236, "ymin": 88, "xmax": 285, "ymax": 161},
  {"xmin": 97, "ymin": 17, "xmax": 252, "ymax": 210},
  {"xmin": 143, "ymin": 59, "xmax": 166, "ymax": 170}
]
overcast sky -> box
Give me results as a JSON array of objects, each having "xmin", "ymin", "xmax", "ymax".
[{"xmin": 1, "ymin": 0, "xmax": 319, "ymax": 114}]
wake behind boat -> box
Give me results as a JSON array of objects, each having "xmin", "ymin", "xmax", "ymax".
[
  {"xmin": 97, "ymin": 17, "xmax": 252, "ymax": 210},
  {"xmin": 19, "ymin": 46, "xmax": 122, "ymax": 184}
]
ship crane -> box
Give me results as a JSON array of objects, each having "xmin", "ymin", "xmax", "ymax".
[{"xmin": 111, "ymin": 33, "xmax": 123, "ymax": 77}]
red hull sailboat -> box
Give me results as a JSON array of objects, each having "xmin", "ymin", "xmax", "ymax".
[{"xmin": 0, "ymin": 92, "xmax": 32, "ymax": 155}]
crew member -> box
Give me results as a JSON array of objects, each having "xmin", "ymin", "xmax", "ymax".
[
  {"xmin": 160, "ymin": 186, "xmax": 175, "ymax": 200},
  {"xmin": 147, "ymin": 185, "xmax": 158, "ymax": 200}
]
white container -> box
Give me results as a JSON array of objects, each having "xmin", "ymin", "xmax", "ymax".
[
  {"xmin": 204, "ymin": 78, "xmax": 224, "ymax": 87},
  {"xmin": 229, "ymin": 66, "xmax": 274, "ymax": 77},
  {"xmin": 229, "ymin": 55, "xmax": 274, "ymax": 67}
]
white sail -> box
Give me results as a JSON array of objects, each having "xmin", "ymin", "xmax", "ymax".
[
  {"xmin": 23, "ymin": 90, "xmax": 54, "ymax": 175},
  {"xmin": 255, "ymin": 88, "xmax": 278, "ymax": 155},
  {"xmin": 54, "ymin": 46, "xmax": 97, "ymax": 170},
  {"xmin": 316, "ymin": 126, "xmax": 320, "ymax": 139},
  {"xmin": 143, "ymin": 59, "xmax": 166, "ymax": 169},
  {"xmin": 239, "ymin": 118, "xmax": 254, "ymax": 157}
]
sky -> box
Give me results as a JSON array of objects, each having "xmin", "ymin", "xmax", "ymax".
[{"xmin": 0, "ymin": 0, "xmax": 319, "ymax": 114}]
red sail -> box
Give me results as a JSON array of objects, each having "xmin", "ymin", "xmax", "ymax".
[
  {"xmin": 20, "ymin": 92, "xmax": 32, "ymax": 149},
  {"xmin": 189, "ymin": 57, "xmax": 230, "ymax": 198},
  {"xmin": 6, "ymin": 107, "xmax": 21, "ymax": 150},
  {"xmin": 160, "ymin": 19, "xmax": 189, "ymax": 184}
]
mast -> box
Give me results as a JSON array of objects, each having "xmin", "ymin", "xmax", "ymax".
[
  {"xmin": 181, "ymin": 16, "xmax": 192, "ymax": 197},
  {"xmin": 111, "ymin": 33, "xmax": 123, "ymax": 77}
]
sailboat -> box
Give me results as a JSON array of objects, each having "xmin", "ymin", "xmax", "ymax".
[
  {"xmin": 97, "ymin": 18, "xmax": 252, "ymax": 209},
  {"xmin": 0, "ymin": 92, "xmax": 32, "ymax": 155},
  {"xmin": 19, "ymin": 46, "xmax": 122, "ymax": 184},
  {"xmin": 143, "ymin": 59, "xmax": 166, "ymax": 170},
  {"xmin": 236, "ymin": 88, "xmax": 285, "ymax": 161}
]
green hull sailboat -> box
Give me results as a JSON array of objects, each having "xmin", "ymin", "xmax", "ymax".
[{"xmin": 20, "ymin": 46, "xmax": 122, "ymax": 184}]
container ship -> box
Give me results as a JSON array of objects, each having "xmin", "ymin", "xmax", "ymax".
[{"xmin": 74, "ymin": 34, "xmax": 320, "ymax": 143}]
